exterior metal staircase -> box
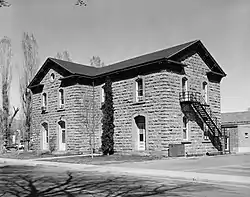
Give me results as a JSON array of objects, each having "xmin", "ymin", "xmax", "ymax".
[{"xmin": 179, "ymin": 91, "xmax": 221, "ymax": 137}]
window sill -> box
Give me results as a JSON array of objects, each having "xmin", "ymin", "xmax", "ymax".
[
  {"xmin": 202, "ymin": 140, "xmax": 211, "ymax": 143},
  {"xmin": 57, "ymin": 108, "xmax": 65, "ymax": 112},
  {"xmin": 181, "ymin": 141, "xmax": 191, "ymax": 144},
  {"xmin": 132, "ymin": 101, "xmax": 146, "ymax": 106}
]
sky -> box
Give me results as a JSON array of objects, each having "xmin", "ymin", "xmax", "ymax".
[{"xmin": 0, "ymin": 0, "xmax": 250, "ymax": 115}]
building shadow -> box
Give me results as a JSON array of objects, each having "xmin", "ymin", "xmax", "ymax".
[{"xmin": 0, "ymin": 165, "xmax": 220, "ymax": 197}]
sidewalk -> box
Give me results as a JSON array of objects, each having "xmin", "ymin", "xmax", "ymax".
[{"xmin": 1, "ymin": 157, "xmax": 250, "ymax": 186}]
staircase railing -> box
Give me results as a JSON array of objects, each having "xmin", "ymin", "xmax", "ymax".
[{"xmin": 179, "ymin": 91, "xmax": 221, "ymax": 136}]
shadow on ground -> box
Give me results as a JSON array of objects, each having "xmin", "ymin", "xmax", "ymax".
[{"xmin": 0, "ymin": 165, "xmax": 220, "ymax": 197}]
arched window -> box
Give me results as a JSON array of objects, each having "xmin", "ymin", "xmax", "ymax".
[
  {"xmin": 41, "ymin": 122, "xmax": 49, "ymax": 150},
  {"xmin": 181, "ymin": 77, "xmax": 188, "ymax": 92},
  {"xmin": 183, "ymin": 116, "xmax": 188, "ymax": 140},
  {"xmin": 202, "ymin": 81, "xmax": 208, "ymax": 103},
  {"xmin": 101, "ymin": 86, "xmax": 105, "ymax": 104},
  {"xmin": 134, "ymin": 115, "xmax": 146, "ymax": 150},
  {"xmin": 41, "ymin": 92, "xmax": 47, "ymax": 112},
  {"xmin": 203, "ymin": 123, "xmax": 209, "ymax": 140},
  {"xmin": 135, "ymin": 78, "xmax": 144, "ymax": 102},
  {"xmin": 58, "ymin": 120, "xmax": 66, "ymax": 151},
  {"xmin": 58, "ymin": 89, "xmax": 65, "ymax": 109},
  {"xmin": 181, "ymin": 77, "xmax": 188, "ymax": 101}
]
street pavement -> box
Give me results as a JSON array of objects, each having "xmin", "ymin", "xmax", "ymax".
[
  {"xmin": 106, "ymin": 153, "xmax": 250, "ymax": 177},
  {"xmin": 0, "ymin": 162, "xmax": 250, "ymax": 197},
  {"xmin": 0, "ymin": 153, "xmax": 250, "ymax": 187}
]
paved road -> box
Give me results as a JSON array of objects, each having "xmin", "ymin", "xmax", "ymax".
[
  {"xmin": 107, "ymin": 153, "xmax": 250, "ymax": 177},
  {"xmin": 0, "ymin": 164, "xmax": 249, "ymax": 197}
]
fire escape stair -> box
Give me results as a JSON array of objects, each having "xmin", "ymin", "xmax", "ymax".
[
  {"xmin": 179, "ymin": 91, "xmax": 221, "ymax": 137},
  {"xmin": 191, "ymin": 102, "xmax": 220, "ymax": 136}
]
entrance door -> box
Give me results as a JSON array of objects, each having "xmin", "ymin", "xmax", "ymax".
[
  {"xmin": 135, "ymin": 116, "xmax": 146, "ymax": 151},
  {"xmin": 41, "ymin": 122, "xmax": 49, "ymax": 150},
  {"xmin": 58, "ymin": 121, "xmax": 66, "ymax": 151}
]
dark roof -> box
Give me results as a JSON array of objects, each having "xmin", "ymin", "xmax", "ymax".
[
  {"xmin": 222, "ymin": 111, "xmax": 250, "ymax": 124},
  {"xmin": 28, "ymin": 39, "xmax": 226, "ymax": 88},
  {"xmin": 50, "ymin": 58, "xmax": 98, "ymax": 76},
  {"xmin": 96, "ymin": 40, "xmax": 198, "ymax": 75},
  {"xmin": 50, "ymin": 40, "xmax": 198, "ymax": 77}
]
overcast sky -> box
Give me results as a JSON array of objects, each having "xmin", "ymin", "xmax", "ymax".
[{"xmin": 0, "ymin": 0, "xmax": 250, "ymax": 114}]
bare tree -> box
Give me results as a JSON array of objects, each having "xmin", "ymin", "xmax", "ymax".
[
  {"xmin": 0, "ymin": 37, "xmax": 19, "ymax": 151},
  {"xmin": 90, "ymin": 56, "xmax": 105, "ymax": 67},
  {"xmin": 55, "ymin": 50, "xmax": 72, "ymax": 62},
  {"xmin": 75, "ymin": 0, "xmax": 88, "ymax": 6},
  {"xmin": 1, "ymin": 0, "xmax": 88, "ymax": 7},
  {"xmin": 19, "ymin": 32, "xmax": 39, "ymax": 150},
  {"xmin": 80, "ymin": 84, "xmax": 102, "ymax": 158},
  {"xmin": 0, "ymin": 0, "xmax": 10, "ymax": 7}
]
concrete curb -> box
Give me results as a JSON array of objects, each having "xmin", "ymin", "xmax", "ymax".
[{"xmin": 1, "ymin": 158, "xmax": 250, "ymax": 186}]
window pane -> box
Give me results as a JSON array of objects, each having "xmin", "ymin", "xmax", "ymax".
[
  {"xmin": 183, "ymin": 117, "xmax": 188, "ymax": 140},
  {"xmin": 183, "ymin": 117, "xmax": 187, "ymax": 128},
  {"xmin": 46, "ymin": 129, "xmax": 49, "ymax": 143},
  {"xmin": 183, "ymin": 129, "xmax": 187, "ymax": 139},
  {"xmin": 182, "ymin": 78, "xmax": 187, "ymax": 92},
  {"xmin": 59, "ymin": 121, "xmax": 65, "ymax": 129},
  {"xmin": 59, "ymin": 89, "xmax": 64, "ymax": 105},
  {"xmin": 139, "ymin": 133, "xmax": 144, "ymax": 142},
  {"xmin": 101, "ymin": 87, "xmax": 105, "ymax": 103},
  {"xmin": 137, "ymin": 79, "xmax": 143, "ymax": 96},
  {"xmin": 42, "ymin": 93, "xmax": 47, "ymax": 107},
  {"xmin": 138, "ymin": 89, "xmax": 143, "ymax": 96},
  {"xmin": 62, "ymin": 130, "xmax": 65, "ymax": 143}
]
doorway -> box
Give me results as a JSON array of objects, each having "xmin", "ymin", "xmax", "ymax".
[
  {"xmin": 58, "ymin": 120, "xmax": 66, "ymax": 151},
  {"xmin": 134, "ymin": 115, "xmax": 146, "ymax": 151},
  {"xmin": 41, "ymin": 122, "xmax": 49, "ymax": 150}
]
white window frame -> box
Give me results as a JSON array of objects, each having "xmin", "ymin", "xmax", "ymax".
[
  {"xmin": 101, "ymin": 86, "xmax": 105, "ymax": 104},
  {"xmin": 135, "ymin": 78, "xmax": 144, "ymax": 102},
  {"xmin": 58, "ymin": 88, "xmax": 65, "ymax": 109},
  {"xmin": 202, "ymin": 81, "xmax": 208, "ymax": 103},
  {"xmin": 182, "ymin": 77, "xmax": 188, "ymax": 92},
  {"xmin": 225, "ymin": 136, "xmax": 229, "ymax": 151},
  {"xmin": 203, "ymin": 123, "xmax": 209, "ymax": 140},
  {"xmin": 58, "ymin": 120, "xmax": 66, "ymax": 151},
  {"xmin": 41, "ymin": 122, "xmax": 49, "ymax": 150},
  {"xmin": 183, "ymin": 116, "xmax": 188, "ymax": 140},
  {"xmin": 41, "ymin": 92, "xmax": 48, "ymax": 111},
  {"xmin": 50, "ymin": 73, "xmax": 55, "ymax": 83},
  {"xmin": 181, "ymin": 77, "xmax": 188, "ymax": 101}
]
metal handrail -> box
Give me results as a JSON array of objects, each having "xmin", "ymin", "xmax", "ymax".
[{"xmin": 179, "ymin": 91, "xmax": 221, "ymax": 135}]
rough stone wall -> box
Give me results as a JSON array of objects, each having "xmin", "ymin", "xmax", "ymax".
[
  {"xmin": 31, "ymin": 52, "xmax": 222, "ymax": 156},
  {"xmin": 111, "ymin": 53, "xmax": 222, "ymax": 155},
  {"xmin": 181, "ymin": 53, "xmax": 221, "ymax": 155},
  {"xmin": 31, "ymin": 69, "xmax": 93, "ymax": 153},
  {"xmin": 112, "ymin": 71, "xmax": 183, "ymax": 154}
]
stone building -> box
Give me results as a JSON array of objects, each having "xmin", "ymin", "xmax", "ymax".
[
  {"xmin": 28, "ymin": 40, "xmax": 226, "ymax": 156},
  {"xmin": 222, "ymin": 111, "xmax": 250, "ymax": 153}
]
